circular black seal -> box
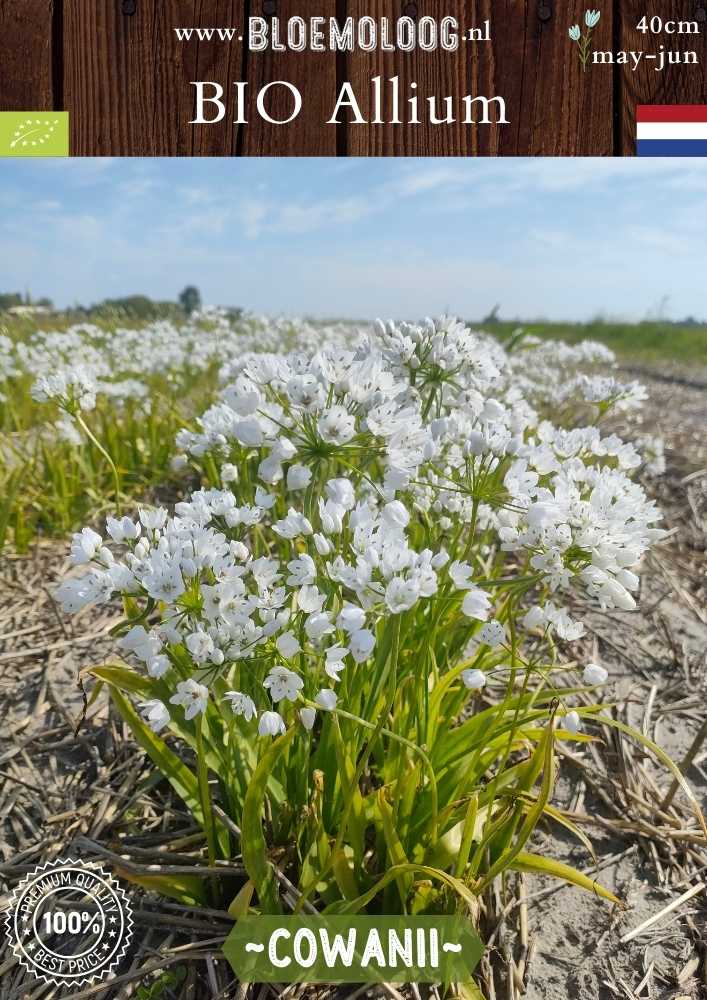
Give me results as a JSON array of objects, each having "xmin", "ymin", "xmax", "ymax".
[{"xmin": 4, "ymin": 858, "xmax": 133, "ymax": 987}]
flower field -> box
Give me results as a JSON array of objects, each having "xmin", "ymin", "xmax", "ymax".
[{"xmin": 1, "ymin": 311, "xmax": 706, "ymax": 999}]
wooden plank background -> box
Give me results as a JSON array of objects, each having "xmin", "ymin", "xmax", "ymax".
[{"xmin": 0, "ymin": 1, "xmax": 706, "ymax": 155}]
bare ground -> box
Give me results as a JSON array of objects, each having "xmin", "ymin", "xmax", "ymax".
[{"xmin": 0, "ymin": 370, "xmax": 705, "ymax": 1000}]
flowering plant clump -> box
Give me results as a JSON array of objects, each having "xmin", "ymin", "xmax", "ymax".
[
  {"xmin": 0, "ymin": 309, "xmax": 355, "ymax": 550},
  {"xmin": 51, "ymin": 316, "xmax": 694, "ymax": 923}
]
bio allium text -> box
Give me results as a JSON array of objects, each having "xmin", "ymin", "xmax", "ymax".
[{"xmin": 190, "ymin": 78, "xmax": 508, "ymax": 127}]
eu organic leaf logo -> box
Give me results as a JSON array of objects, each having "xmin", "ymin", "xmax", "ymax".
[
  {"xmin": 9, "ymin": 117, "xmax": 60, "ymax": 151},
  {"xmin": 0, "ymin": 112, "xmax": 69, "ymax": 157}
]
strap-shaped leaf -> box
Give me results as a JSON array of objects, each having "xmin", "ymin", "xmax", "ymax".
[
  {"xmin": 510, "ymin": 852, "xmax": 621, "ymax": 906},
  {"xmin": 242, "ymin": 727, "xmax": 296, "ymax": 914},
  {"xmin": 324, "ymin": 863, "xmax": 479, "ymax": 916}
]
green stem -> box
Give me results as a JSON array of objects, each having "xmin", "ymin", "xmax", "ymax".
[
  {"xmin": 295, "ymin": 614, "xmax": 403, "ymax": 912},
  {"xmin": 76, "ymin": 413, "xmax": 122, "ymax": 514},
  {"xmin": 332, "ymin": 706, "xmax": 439, "ymax": 846},
  {"xmin": 195, "ymin": 717, "xmax": 217, "ymax": 869}
]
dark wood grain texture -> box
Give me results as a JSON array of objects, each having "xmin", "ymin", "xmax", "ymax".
[
  {"xmin": 240, "ymin": 0, "xmax": 339, "ymax": 154},
  {"xmin": 0, "ymin": 0, "xmax": 55, "ymax": 111},
  {"xmin": 619, "ymin": 1, "xmax": 707, "ymax": 153},
  {"xmin": 64, "ymin": 0, "xmax": 247, "ymax": 155},
  {"xmin": 345, "ymin": 0, "xmax": 614, "ymax": 155},
  {"xmin": 1, "ymin": 1, "xmax": 706, "ymax": 155}
]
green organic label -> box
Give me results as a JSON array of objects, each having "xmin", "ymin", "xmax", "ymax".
[
  {"xmin": 224, "ymin": 916, "xmax": 483, "ymax": 984},
  {"xmin": 0, "ymin": 113, "xmax": 69, "ymax": 156}
]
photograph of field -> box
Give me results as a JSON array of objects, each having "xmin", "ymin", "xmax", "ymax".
[{"xmin": 1, "ymin": 159, "xmax": 706, "ymax": 1000}]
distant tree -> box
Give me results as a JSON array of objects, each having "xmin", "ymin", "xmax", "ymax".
[
  {"xmin": 0, "ymin": 292, "xmax": 24, "ymax": 311},
  {"xmin": 179, "ymin": 286, "xmax": 202, "ymax": 315},
  {"xmin": 84, "ymin": 295, "xmax": 180, "ymax": 321},
  {"xmin": 36, "ymin": 297, "xmax": 54, "ymax": 309}
]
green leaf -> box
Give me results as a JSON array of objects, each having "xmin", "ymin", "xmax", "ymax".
[
  {"xmin": 510, "ymin": 852, "xmax": 622, "ymax": 906},
  {"xmin": 331, "ymin": 848, "xmax": 360, "ymax": 901},
  {"xmin": 115, "ymin": 867, "xmax": 208, "ymax": 907},
  {"xmin": 376, "ymin": 788, "xmax": 413, "ymax": 905},
  {"xmin": 477, "ymin": 708, "xmax": 556, "ymax": 892},
  {"xmin": 324, "ymin": 863, "xmax": 479, "ymax": 916},
  {"xmin": 453, "ymin": 981, "xmax": 487, "ymax": 1000},
  {"xmin": 242, "ymin": 727, "xmax": 296, "ymax": 914},
  {"xmin": 228, "ymin": 880, "xmax": 255, "ymax": 919},
  {"xmin": 89, "ymin": 662, "xmax": 154, "ymax": 699},
  {"xmin": 110, "ymin": 688, "xmax": 202, "ymax": 815}
]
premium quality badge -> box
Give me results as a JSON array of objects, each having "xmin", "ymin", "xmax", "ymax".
[{"xmin": 4, "ymin": 858, "xmax": 133, "ymax": 987}]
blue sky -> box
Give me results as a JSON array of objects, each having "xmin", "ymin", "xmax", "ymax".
[{"xmin": 1, "ymin": 158, "xmax": 706, "ymax": 321}]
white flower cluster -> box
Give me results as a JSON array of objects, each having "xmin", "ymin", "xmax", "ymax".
[
  {"xmin": 13, "ymin": 310, "xmax": 358, "ymax": 419},
  {"xmin": 176, "ymin": 319, "xmax": 665, "ymax": 614},
  {"xmin": 31, "ymin": 366, "xmax": 98, "ymax": 412},
  {"xmin": 57, "ymin": 479, "xmax": 502, "ymax": 735},
  {"xmin": 55, "ymin": 315, "xmax": 665, "ymax": 738}
]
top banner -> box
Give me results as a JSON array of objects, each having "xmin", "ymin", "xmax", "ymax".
[{"xmin": 1, "ymin": 2, "xmax": 707, "ymax": 156}]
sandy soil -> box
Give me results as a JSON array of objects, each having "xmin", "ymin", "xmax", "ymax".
[{"xmin": 522, "ymin": 371, "xmax": 707, "ymax": 1000}]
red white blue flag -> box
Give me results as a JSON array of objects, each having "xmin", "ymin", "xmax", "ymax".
[{"xmin": 637, "ymin": 106, "xmax": 707, "ymax": 156}]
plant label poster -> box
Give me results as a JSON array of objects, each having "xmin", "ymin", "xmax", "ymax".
[{"xmin": 1, "ymin": 4, "xmax": 707, "ymax": 1000}]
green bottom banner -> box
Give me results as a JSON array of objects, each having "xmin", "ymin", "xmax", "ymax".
[{"xmin": 224, "ymin": 915, "xmax": 483, "ymax": 984}]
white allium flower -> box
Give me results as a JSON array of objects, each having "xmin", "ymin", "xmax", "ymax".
[
  {"xmin": 233, "ymin": 417, "xmax": 263, "ymax": 447},
  {"xmin": 299, "ymin": 707, "xmax": 316, "ymax": 731},
  {"xmin": 259, "ymin": 710, "xmax": 286, "ymax": 737},
  {"xmin": 106, "ymin": 516, "xmax": 140, "ymax": 543},
  {"xmin": 120, "ymin": 625, "xmax": 161, "ymax": 663},
  {"xmin": 305, "ymin": 611, "xmax": 335, "ymax": 640},
  {"xmin": 583, "ymin": 663, "xmax": 608, "ymax": 686},
  {"xmin": 385, "ymin": 576, "xmax": 420, "ymax": 613},
  {"xmin": 287, "ymin": 464, "xmax": 312, "ymax": 491},
  {"xmin": 325, "ymin": 646, "xmax": 349, "ymax": 682},
  {"xmin": 32, "ymin": 366, "xmax": 97, "ymax": 411},
  {"xmin": 276, "ymin": 631, "xmax": 301, "ymax": 659},
  {"xmin": 140, "ymin": 699, "xmax": 170, "ymax": 733},
  {"xmin": 563, "ymin": 710, "xmax": 582, "ymax": 735},
  {"xmin": 336, "ymin": 605, "xmax": 366, "ymax": 633},
  {"xmin": 273, "ymin": 509, "xmax": 313, "ymax": 539},
  {"xmin": 254, "ymin": 485, "xmax": 276, "ymax": 509},
  {"xmin": 286, "ymin": 554, "xmax": 316, "ymax": 587},
  {"xmin": 139, "ymin": 508, "xmax": 168, "ymax": 531},
  {"xmin": 264, "ymin": 666, "xmax": 304, "ymax": 703},
  {"xmin": 462, "ymin": 669, "xmax": 487, "ymax": 691},
  {"xmin": 221, "ymin": 463, "xmax": 239, "ymax": 484},
  {"xmin": 258, "ymin": 455, "xmax": 283, "ymax": 484},
  {"xmin": 186, "ymin": 629, "xmax": 215, "ymax": 663},
  {"xmin": 147, "ymin": 654, "xmax": 170, "ymax": 678},
  {"xmin": 449, "ymin": 561, "xmax": 474, "ymax": 589},
  {"xmin": 461, "ymin": 588, "xmax": 492, "ymax": 621},
  {"xmin": 479, "ymin": 620, "xmax": 506, "ymax": 647},
  {"xmin": 313, "ymin": 533, "xmax": 332, "ymax": 555},
  {"xmin": 224, "ymin": 691, "xmax": 257, "ymax": 721},
  {"xmin": 169, "ymin": 679, "xmax": 209, "ymax": 721},
  {"xmin": 381, "ymin": 500, "xmax": 410, "ymax": 530},
  {"xmin": 522, "ymin": 606, "xmax": 546, "ymax": 630},
  {"xmin": 325, "ymin": 478, "xmax": 355, "ymax": 509},
  {"xmin": 70, "ymin": 527, "xmax": 103, "ymax": 564},
  {"xmin": 349, "ymin": 628, "xmax": 375, "ymax": 663},
  {"xmin": 318, "ymin": 405, "xmax": 356, "ymax": 445},
  {"xmin": 315, "ymin": 688, "xmax": 338, "ymax": 711}
]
